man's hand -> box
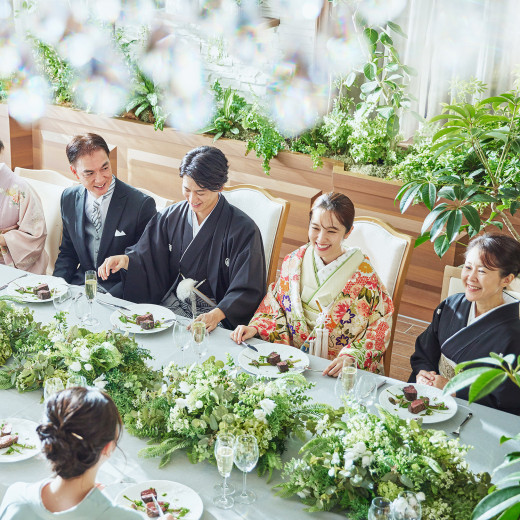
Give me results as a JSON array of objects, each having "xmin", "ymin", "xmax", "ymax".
[
  {"xmin": 98, "ymin": 255, "xmax": 129, "ymax": 280},
  {"xmin": 431, "ymin": 374, "xmax": 449, "ymax": 390},
  {"xmin": 416, "ymin": 370, "xmax": 437, "ymax": 386},
  {"xmin": 191, "ymin": 308, "xmax": 225, "ymax": 333},
  {"xmin": 230, "ymin": 325, "xmax": 257, "ymax": 344}
]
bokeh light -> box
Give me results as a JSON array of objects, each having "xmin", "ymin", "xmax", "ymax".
[{"xmin": 8, "ymin": 76, "xmax": 50, "ymax": 125}]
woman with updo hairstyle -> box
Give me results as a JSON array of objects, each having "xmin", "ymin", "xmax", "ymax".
[
  {"xmin": 0, "ymin": 387, "xmax": 177, "ymax": 519},
  {"xmin": 410, "ymin": 233, "xmax": 520, "ymax": 414},
  {"xmin": 231, "ymin": 191, "xmax": 394, "ymax": 375}
]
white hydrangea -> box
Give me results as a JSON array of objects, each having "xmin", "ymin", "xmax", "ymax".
[
  {"xmin": 93, "ymin": 374, "xmax": 107, "ymax": 389},
  {"xmin": 259, "ymin": 398, "xmax": 276, "ymax": 416},
  {"xmin": 254, "ymin": 409, "xmax": 267, "ymax": 423},
  {"xmin": 69, "ymin": 361, "xmax": 81, "ymax": 372}
]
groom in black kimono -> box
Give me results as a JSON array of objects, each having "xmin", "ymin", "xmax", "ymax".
[{"xmin": 98, "ymin": 146, "xmax": 266, "ymax": 331}]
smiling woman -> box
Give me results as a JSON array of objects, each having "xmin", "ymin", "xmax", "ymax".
[
  {"xmin": 231, "ymin": 192, "xmax": 394, "ymax": 375},
  {"xmin": 409, "ymin": 233, "xmax": 520, "ymax": 414}
]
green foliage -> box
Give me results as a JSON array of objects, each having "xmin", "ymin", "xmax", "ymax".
[
  {"xmin": 444, "ymin": 355, "xmax": 520, "ymax": 520},
  {"xmin": 30, "ymin": 37, "xmax": 75, "ymax": 104},
  {"xmin": 396, "ymin": 89, "xmax": 520, "ymax": 256}
]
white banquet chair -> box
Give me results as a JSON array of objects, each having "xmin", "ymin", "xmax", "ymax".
[
  {"xmin": 135, "ymin": 186, "xmax": 173, "ymax": 211},
  {"xmin": 222, "ymin": 184, "xmax": 289, "ymax": 286},
  {"xmin": 14, "ymin": 167, "xmax": 76, "ymax": 188},
  {"xmin": 346, "ymin": 216, "xmax": 413, "ymax": 376}
]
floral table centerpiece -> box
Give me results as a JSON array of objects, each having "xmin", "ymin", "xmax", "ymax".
[
  {"xmin": 125, "ymin": 356, "xmax": 332, "ymax": 479},
  {"xmin": 276, "ymin": 408, "xmax": 491, "ymax": 520},
  {"xmin": 0, "ymin": 301, "xmax": 161, "ymax": 416}
]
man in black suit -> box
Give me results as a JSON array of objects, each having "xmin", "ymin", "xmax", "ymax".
[{"xmin": 53, "ymin": 133, "xmax": 156, "ymax": 296}]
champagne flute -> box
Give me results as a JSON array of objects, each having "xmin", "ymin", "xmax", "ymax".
[
  {"xmin": 234, "ymin": 434, "xmax": 259, "ymax": 504},
  {"xmin": 191, "ymin": 321, "xmax": 207, "ymax": 364},
  {"xmin": 44, "ymin": 377, "xmax": 64, "ymax": 402},
  {"xmin": 83, "ymin": 270, "xmax": 100, "ymax": 327},
  {"xmin": 392, "ymin": 491, "xmax": 422, "ymax": 520},
  {"xmin": 334, "ymin": 356, "xmax": 357, "ymax": 401},
  {"xmin": 368, "ymin": 497, "xmax": 392, "ymax": 520},
  {"xmin": 213, "ymin": 433, "xmax": 235, "ymax": 509}
]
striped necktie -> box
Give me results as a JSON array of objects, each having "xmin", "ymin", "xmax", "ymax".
[{"xmin": 91, "ymin": 178, "xmax": 115, "ymax": 234}]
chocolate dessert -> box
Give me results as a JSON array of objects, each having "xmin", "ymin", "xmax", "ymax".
[
  {"xmin": 33, "ymin": 283, "xmax": 49, "ymax": 294},
  {"xmin": 136, "ymin": 313, "xmax": 154, "ymax": 325},
  {"xmin": 146, "ymin": 501, "xmax": 168, "ymax": 518},
  {"xmin": 403, "ymin": 385, "xmax": 417, "ymax": 402},
  {"xmin": 408, "ymin": 399, "xmax": 426, "ymax": 414},
  {"xmin": 0, "ymin": 434, "xmax": 18, "ymax": 449},
  {"xmin": 37, "ymin": 289, "xmax": 51, "ymax": 300},
  {"xmin": 277, "ymin": 360, "xmax": 289, "ymax": 373},
  {"xmin": 268, "ymin": 352, "xmax": 281, "ymax": 365},
  {"xmin": 140, "ymin": 488, "xmax": 157, "ymax": 503},
  {"xmin": 140, "ymin": 319, "xmax": 155, "ymax": 330}
]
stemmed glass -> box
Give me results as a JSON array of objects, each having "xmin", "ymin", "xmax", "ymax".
[
  {"xmin": 392, "ymin": 491, "xmax": 422, "ymax": 520},
  {"xmin": 53, "ymin": 287, "xmax": 73, "ymax": 330},
  {"xmin": 191, "ymin": 321, "xmax": 207, "ymax": 364},
  {"xmin": 66, "ymin": 375, "xmax": 87, "ymax": 388},
  {"xmin": 213, "ymin": 433, "xmax": 235, "ymax": 509},
  {"xmin": 355, "ymin": 373, "xmax": 378, "ymax": 408},
  {"xmin": 334, "ymin": 356, "xmax": 357, "ymax": 402},
  {"xmin": 368, "ymin": 497, "xmax": 392, "ymax": 520},
  {"xmin": 172, "ymin": 318, "xmax": 192, "ymax": 366},
  {"xmin": 234, "ymin": 434, "xmax": 259, "ymax": 504},
  {"xmin": 43, "ymin": 378, "xmax": 65, "ymax": 402},
  {"xmin": 83, "ymin": 270, "xmax": 99, "ymax": 327}
]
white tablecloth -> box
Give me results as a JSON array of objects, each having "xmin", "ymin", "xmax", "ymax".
[{"xmin": 0, "ymin": 264, "xmax": 519, "ymax": 519}]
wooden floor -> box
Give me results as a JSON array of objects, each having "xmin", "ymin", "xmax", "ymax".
[{"xmin": 388, "ymin": 315, "xmax": 429, "ymax": 382}]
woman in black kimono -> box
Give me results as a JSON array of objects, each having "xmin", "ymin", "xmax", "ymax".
[{"xmin": 410, "ymin": 233, "xmax": 520, "ymax": 414}]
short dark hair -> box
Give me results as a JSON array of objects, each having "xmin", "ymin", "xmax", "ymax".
[
  {"xmin": 66, "ymin": 133, "xmax": 110, "ymax": 165},
  {"xmin": 466, "ymin": 233, "xmax": 520, "ymax": 278},
  {"xmin": 0, "ymin": 139, "xmax": 4, "ymax": 153},
  {"xmin": 310, "ymin": 192, "xmax": 356, "ymax": 232},
  {"xmin": 37, "ymin": 387, "xmax": 122, "ymax": 479},
  {"xmin": 179, "ymin": 146, "xmax": 228, "ymax": 191}
]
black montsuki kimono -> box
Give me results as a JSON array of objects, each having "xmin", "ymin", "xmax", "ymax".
[
  {"xmin": 121, "ymin": 196, "xmax": 266, "ymax": 329},
  {"xmin": 410, "ymin": 292, "xmax": 520, "ymax": 415}
]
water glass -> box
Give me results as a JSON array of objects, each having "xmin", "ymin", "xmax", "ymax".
[
  {"xmin": 213, "ymin": 433, "xmax": 235, "ymax": 509},
  {"xmin": 44, "ymin": 378, "xmax": 65, "ymax": 402},
  {"xmin": 191, "ymin": 321, "xmax": 207, "ymax": 364},
  {"xmin": 53, "ymin": 287, "xmax": 73, "ymax": 314},
  {"xmin": 334, "ymin": 356, "xmax": 357, "ymax": 401},
  {"xmin": 66, "ymin": 375, "xmax": 88, "ymax": 388},
  {"xmin": 172, "ymin": 318, "xmax": 192, "ymax": 366},
  {"xmin": 355, "ymin": 373, "xmax": 378, "ymax": 408},
  {"xmin": 234, "ymin": 434, "xmax": 259, "ymax": 504},
  {"xmin": 392, "ymin": 491, "xmax": 422, "ymax": 520},
  {"xmin": 368, "ymin": 497, "xmax": 392, "ymax": 520},
  {"xmin": 83, "ymin": 270, "xmax": 100, "ymax": 327}
]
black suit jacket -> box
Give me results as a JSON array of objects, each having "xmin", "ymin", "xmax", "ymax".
[{"xmin": 53, "ymin": 178, "xmax": 157, "ymax": 297}]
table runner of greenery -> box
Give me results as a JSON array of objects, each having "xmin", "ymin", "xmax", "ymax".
[{"xmin": 0, "ymin": 301, "xmax": 492, "ymax": 517}]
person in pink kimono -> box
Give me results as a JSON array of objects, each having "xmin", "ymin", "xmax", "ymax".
[
  {"xmin": 0, "ymin": 139, "xmax": 48, "ymax": 274},
  {"xmin": 231, "ymin": 192, "xmax": 394, "ymax": 376}
]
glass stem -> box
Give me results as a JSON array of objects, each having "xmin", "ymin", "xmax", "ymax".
[
  {"xmin": 88, "ymin": 300, "xmax": 93, "ymax": 321},
  {"xmin": 242, "ymin": 471, "xmax": 247, "ymax": 496},
  {"xmin": 222, "ymin": 476, "xmax": 227, "ymax": 500}
]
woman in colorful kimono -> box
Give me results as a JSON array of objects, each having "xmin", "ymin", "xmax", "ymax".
[
  {"xmin": 0, "ymin": 139, "xmax": 48, "ymax": 274},
  {"xmin": 410, "ymin": 233, "xmax": 520, "ymax": 414},
  {"xmin": 231, "ymin": 192, "xmax": 394, "ymax": 375}
]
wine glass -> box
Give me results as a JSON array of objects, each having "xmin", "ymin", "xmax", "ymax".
[
  {"xmin": 234, "ymin": 434, "xmax": 259, "ymax": 504},
  {"xmin": 392, "ymin": 491, "xmax": 422, "ymax": 520},
  {"xmin": 53, "ymin": 286, "xmax": 73, "ymax": 331},
  {"xmin": 368, "ymin": 497, "xmax": 392, "ymax": 520},
  {"xmin": 213, "ymin": 433, "xmax": 235, "ymax": 509},
  {"xmin": 191, "ymin": 321, "xmax": 207, "ymax": 364},
  {"xmin": 44, "ymin": 378, "xmax": 65, "ymax": 402},
  {"xmin": 172, "ymin": 318, "xmax": 192, "ymax": 366},
  {"xmin": 66, "ymin": 375, "xmax": 88, "ymax": 388},
  {"xmin": 334, "ymin": 356, "xmax": 357, "ymax": 402},
  {"xmin": 83, "ymin": 270, "xmax": 100, "ymax": 327},
  {"xmin": 355, "ymin": 373, "xmax": 378, "ymax": 408}
]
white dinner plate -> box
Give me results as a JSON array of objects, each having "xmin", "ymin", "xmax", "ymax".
[
  {"xmin": 238, "ymin": 342, "xmax": 310, "ymax": 378},
  {"xmin": 115, "ymin": 479, "xmax": 203, "ymax": 520},
  {"xmin": 379, "ymin": 383, "xmax": 457, "ymax": 424},
  {"xmin": 110, "ymin": 304, "xmax": 176, "ymax": 334},
  {"xmin": 4, "ymin": 275, "xmax": 68, "ymax": 303},
  {"xmin": 0, "ymin": 418, "xmax": 40, "ymax": 462}
]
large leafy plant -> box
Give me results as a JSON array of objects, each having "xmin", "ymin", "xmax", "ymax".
[
  {"xmin": 445, "ymin": 354, "xmax": 520, "ymax": 520},
  {"xmin": 397, "ymin": 91, "xmax": 520, "ymax": 257}
]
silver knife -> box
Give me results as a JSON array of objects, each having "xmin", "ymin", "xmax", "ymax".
[
  {"xmin": 97, "ymin": 299, "xmax": 132, "ymax": 312},
  {"xmin": 241, "ymin": 341, "xmax": 258, "ymax": 352},
  {"xmin": 0, "ymin": 273, "xmax": 29, "ymax": 291}
]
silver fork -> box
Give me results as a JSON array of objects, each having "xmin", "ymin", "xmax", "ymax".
[
  {"xmin": 452, "ymin": 412, "xmax": 473, "ymax": 436},
  {"xmin": 0, "ymin": 273, "xmax": 28, "ymax": 291}
]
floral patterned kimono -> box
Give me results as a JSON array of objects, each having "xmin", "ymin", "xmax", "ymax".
[
  {"xmin": 0, "ymin": 163, "xmax": 48, "ymax": 274},
  {"xmin": 249, "ymin": 244, "xmax": 394, "ymax": 372}
]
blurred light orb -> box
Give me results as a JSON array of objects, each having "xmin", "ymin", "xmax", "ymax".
[
  {"xmin": 0, "ymin": 0, "xmax": 12, "ymax": 19},
  {"xmin": 271, "ymin": 0, "xmax": 323, "ymax": 20},
  {"xmin": 325, "ymin": 36, "xmax": 364, "ymax": 76},
  {"xmin": 0, "ymin": 44, "xmax": 21, "ymax": 76},
  {"xmin": 89, "ymin": 0, "xmax": 122, "ymax": 23},
  {"xmin": 301, "ymin": 0, "xmax": 323, "ymax": 20},
  {"xmin": 25, "ymin": 0, "xmax": 70, "ymax": 46},
  {"xmin": 75, "ymin": 78, "xmax": 128, "ymax": 117},
  {"xmin": 8, "ymin": 76, "xmax": 50, "ymax": 125},
  {"xmin": 357, "ymin": 0, "xmax": 407, "ymax": 25},
  {"xmin": 60, "ymin": 33, "xmax": 96, "ymax": 68},
  {"xmin": 117, "ymin": 0, "xmax": 156, "ymax": 28},
  {"xmin": 165, "ymin": 92, "xmax": 213, "ymax": 133}
]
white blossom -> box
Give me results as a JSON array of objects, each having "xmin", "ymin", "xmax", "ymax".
[
  {"xmin": 84, "ymin": 363, "xmax": 92, "ymax": 371},
  {"xmin": 331, "ymin": 451, "xmax": 340, "ymax": 465},
  {"xmin": 93, "ymin": 374, "xmax": 107, "ymax": 389},
  {"xmin": 259, "ymin": 398, "xmax": 276, "ymax": 415},
  {"xmin": 176, "ymin": 397, "xmax": 188, "ymax": 408},
  {"xmin": 179, "ymin": 381, "xmax": 193, "ymax": 394},
  {"xmin": 69, "ymin": 361, "xmax": 81, "ymax": 372},
  {"xmin": 254, "ymin": 409, "xmax": 267, "ymax": 422},
  {"xmin": 195, "ymin": 400, "xmax": 204, "ymax": 409}
]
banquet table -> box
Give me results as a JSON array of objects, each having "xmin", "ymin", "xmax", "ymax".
[{"xmin": 0, "ymin": 264, "xmax": 519, "ymax": 520}]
